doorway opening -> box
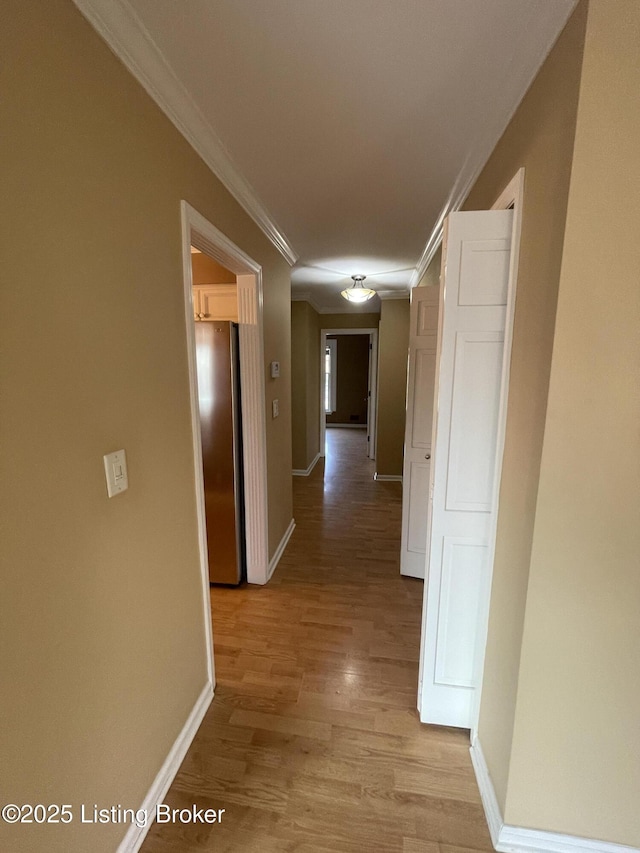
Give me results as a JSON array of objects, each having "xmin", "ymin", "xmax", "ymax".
[
  {"xmin": 191, "ymin": 248, "xmax": 245, "ymax": 586},
  {"xmin": 180, "ymin": 201, "xmax": 271, "ymax": 683},
  {"xmin": 319, "ymin": 327, "xmax": 379, "ymax": 462}
]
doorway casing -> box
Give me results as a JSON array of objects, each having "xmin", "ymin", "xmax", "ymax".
[
  {"xmin": 319, "ymin": 327, "xmax": 379, "ymax": 460},
  {"xmin": 180, "ymin": 203, "xmax": 270, "ymax": 634}
]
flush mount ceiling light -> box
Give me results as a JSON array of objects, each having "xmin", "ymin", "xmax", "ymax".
[{"xmin": 340, "ymin": 275, "xmax": 376, "ymax": 303}]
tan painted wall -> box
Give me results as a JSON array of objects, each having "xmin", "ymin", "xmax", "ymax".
[
  {"xmin": 416, "ymin": 246, "xmax": 441, "ymax": 288},
  {"xmin": 376, "ymin": 300, "xmax": 410, "ymax": 476},
  {"xmin": 320, "ymin": 312, "xmax": 380, "ymax": 330},
  {"xmin": 0, "ymin": 3, "xmax": 291, "ymax": 851},
  {"xmin": 291, "ymin": 301, "xmax": 320, "ymax": 470},
  {"xmin": 504, "ymin": 1, "xmax": 640, "ymax": 843},
  {"xmin": 462, "ymin": 2, "xmax": 588, "ymax": 811},
  {"xmin": 326, "ymin": 335, "xmax": 370, "ymax": 425},
  {"xmin": 191, "ymin": 252, "xmax": 235, "ymax": 284}
]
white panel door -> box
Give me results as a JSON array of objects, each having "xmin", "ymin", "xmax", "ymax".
[
  {"xmin": 419, "ymin": 209, "xmax": 513, "ymax": 727},
  {"xmin": 400, "ymin": 285, "xmax": 440, "ymax": 578}
]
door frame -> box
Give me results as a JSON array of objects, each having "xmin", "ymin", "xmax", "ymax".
[
  {"xmin": 181, "ymin": 203, "xmax": 270, "ymax": 625},
  {"xmin": 319, "ymin": 328, "xmax": 379, "ymax": 459},
  {"xmin": 415, "ymin": 168, "xmax": 524, "ymax": 734}
]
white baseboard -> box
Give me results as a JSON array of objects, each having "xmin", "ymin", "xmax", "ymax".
[
  {"xmin": 267, "ymin": 518, "xmax": 295, "ymax": 580},
  {"xmin": 470, "ymin": 737, "xmax": 639, "ymax": 853},
  {"xmin": 117, "ymin": 681, "xmax": 213, "ymax": 852},
  {"xmin": 470, "ymin": 736, "xmax": 504, "ymax": 847},
  {"xmin": 292, "ymin": 452, "xmax": 321, "ymax": 477},
  {"xmin": 374, "ymin": 473, "xmax": 402, "ymax": 482}
]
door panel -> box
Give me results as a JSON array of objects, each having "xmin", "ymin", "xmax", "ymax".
[
  {"xmin": 446, "ymin": 332, "xmax": 504, "ymax": 511},
  {"xmin": 407, "ymin": 461, "xmax": 430, "ymax": 553},
  {"xmin": 411, "ymin": 348, "xmax": 437, "ymax": 448},
  {"xmin": 419, "ymin": 209, "xmax": 513, "ymax": 727},
  {"xmin": 400, "ymin": 285, "xmax": 440, "ymax": 578}
]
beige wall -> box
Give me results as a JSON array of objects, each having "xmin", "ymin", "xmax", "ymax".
[
  {"xmin": 0, "ymin": 2, "xmax": 291, "ymax": 851},
  {"xmin": 504, "ymin": 1, "xmax": 640, "ymax": 843},
  {"xmin": 376, "ymin": 299, "xmax": 410, "ymax": 476},
  {"xmin": 320, "ymin": 312, "xmax": 380, "ymax": 330},
  {"xmin": 463, "ymin": 2, "xmax": 588, "ymax": 811},
  {"xmin": 326, "ymin": 335, "xmax": 370, "ymax": 425},
  {"xmin": 291, "ymin": 301, "xmax": 320, "ymax": 470},
  {"xmin": 417, "ymin": 246, "xmax": 441, "ymax": 288},
  {"xmin": 191, "ymin": 252, "xmax": 235, "ymax": 284}
]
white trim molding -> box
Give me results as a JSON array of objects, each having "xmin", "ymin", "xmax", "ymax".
[
  {"xmin": 374, "ymin": 473, "xmax": 402, "ymax": 482},
  {"xmin": 73, "ymin": 0, "xmax": 298, "ymax": 266},
  {"xmin": 181, "ymin": 201, "xmax": 270, "ymax": 586},
  {"xmin": 470, "ymin": 738, "xmax": 639, "ymax": 853},
  {"xmin": 291, "ymin": 292, "xmax": 323, "ymax": 313},
  {"xmin": 470, "ymin": 736, "xmax": 507, "ymax": 847},
  {"xmin": 293, "ymin": 453, "xmax": 321, "ymax": 477},
  {"xmin": 410, "ymin": 4, "xmax": 576, "ymax": 289},
  {"xmin": 267, "ymin": 519, "xmax": 296, "ymax": 580},
  {"xmin": 377, "ymin": 290, "xmax": 410, "ymax": 301},
  {"xmin": 117, "ymin": 683, "xmax": 213, "ymax": 852}
]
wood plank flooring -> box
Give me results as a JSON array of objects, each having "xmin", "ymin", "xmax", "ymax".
[{"xmin": 141, "ymin": 429, "xmax": 493, "ymax": 853}]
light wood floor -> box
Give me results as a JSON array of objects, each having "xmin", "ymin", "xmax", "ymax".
[{"xmin": 141, "ymin": 429, "xmax": 493, "ymax": 853}]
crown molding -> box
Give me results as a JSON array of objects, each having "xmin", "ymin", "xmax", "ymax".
[
  {"xmin": 411, "ymin": 217, "xmax": 445, "ymax": 288},
  {"xmin": 377, "ymin": 290, "xmax": 410, "ymax": 301},
  {"xmin": 410, "ymin": 0, "xmax": 576, "ymax": 288},
  {"xmin": 291, "ymin": 292, "xmax": 323, "ymax": 313},
  {"xmin": 73, "ymin": 0, "xmax": 299, "ymax": 266}
]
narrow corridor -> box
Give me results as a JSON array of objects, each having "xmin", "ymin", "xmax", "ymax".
[{"xmin": 142, "ymin": 429, "xmax": 492, "ymax": 852}]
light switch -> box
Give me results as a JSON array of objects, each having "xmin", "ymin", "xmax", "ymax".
[
  {"xmin": 272, "ymin": 399, "xmax": 279, "ymax": 419},
  {"xmin": 103, "ymin": 449, "xmax": 128, "ymax": 497},
  {"xmin": 270, "ymin": 361, "xmax": 280, "ymax": 379}
]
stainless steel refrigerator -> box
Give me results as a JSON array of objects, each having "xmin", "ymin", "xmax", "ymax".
[{"xmin": 195, "ymin": 321, "xmax": 245, "ymax": 584}]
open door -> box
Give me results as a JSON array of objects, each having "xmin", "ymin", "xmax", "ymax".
[
  {"xmin": 400, "ymin": 285, "xmax": 440, "ymax": 577},
  {"xmin": 418, "ymin": 209, "xmax": 513, "ymax": 728}
]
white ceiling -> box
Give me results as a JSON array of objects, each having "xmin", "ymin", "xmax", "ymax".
[{"xmin": 75, "ymin": 0, "xmax": 576, "ymax": 312}]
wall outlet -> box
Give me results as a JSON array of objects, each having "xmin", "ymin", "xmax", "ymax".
[
  {"xmin": 270, "ymin": 360, "xmax": 280, "ymax": 379},
  {"xmin": 272, "ymin": 399, "xmax": 279, "ymax": 419}
]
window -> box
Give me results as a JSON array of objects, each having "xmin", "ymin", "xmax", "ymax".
[{"xmin": 324, "ymin": 338, "xmax": 337, "ymax": 414}]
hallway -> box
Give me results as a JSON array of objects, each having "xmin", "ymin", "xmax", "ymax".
[{"xmin": 142, "ymin": 429, "xmax": 492, "ymax": 852}]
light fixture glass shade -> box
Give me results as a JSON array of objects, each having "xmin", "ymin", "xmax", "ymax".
[{"xmin": 341, "ymin": 275, "xmax": 376, "ymax": 303}]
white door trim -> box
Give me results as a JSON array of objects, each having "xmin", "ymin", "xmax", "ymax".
[
  {"xmin": 470, "ymin": 167, "xmax": 525, "ymax": 737},
  {"xmin": 319, "ymin": 328, "xmax": 379, "ymax": 460},
  {"xmin": 180, "ymin": 203, "xmax": 270, "ymax": 606}
]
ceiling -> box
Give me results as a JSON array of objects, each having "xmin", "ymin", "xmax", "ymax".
[{"xmin": 75, "ymin": 0, "xmax": 576, "ymax": 312}]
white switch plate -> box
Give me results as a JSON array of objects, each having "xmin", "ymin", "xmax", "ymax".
[
  {"xmin": 103, "ymin": 449, "xmax": 128, "ymax": 497},
  {"xmin": 270, "ymin": 360, "xmax": 280, "ymax": 379},
  {"xmin": 272, "ymin": 399, "xmax": 279, "ymax": 419}
]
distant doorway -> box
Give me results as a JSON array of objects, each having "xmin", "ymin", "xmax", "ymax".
[{"xmin": 319, "ymin": 327, "xmax": 378, "ymax": 460}]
